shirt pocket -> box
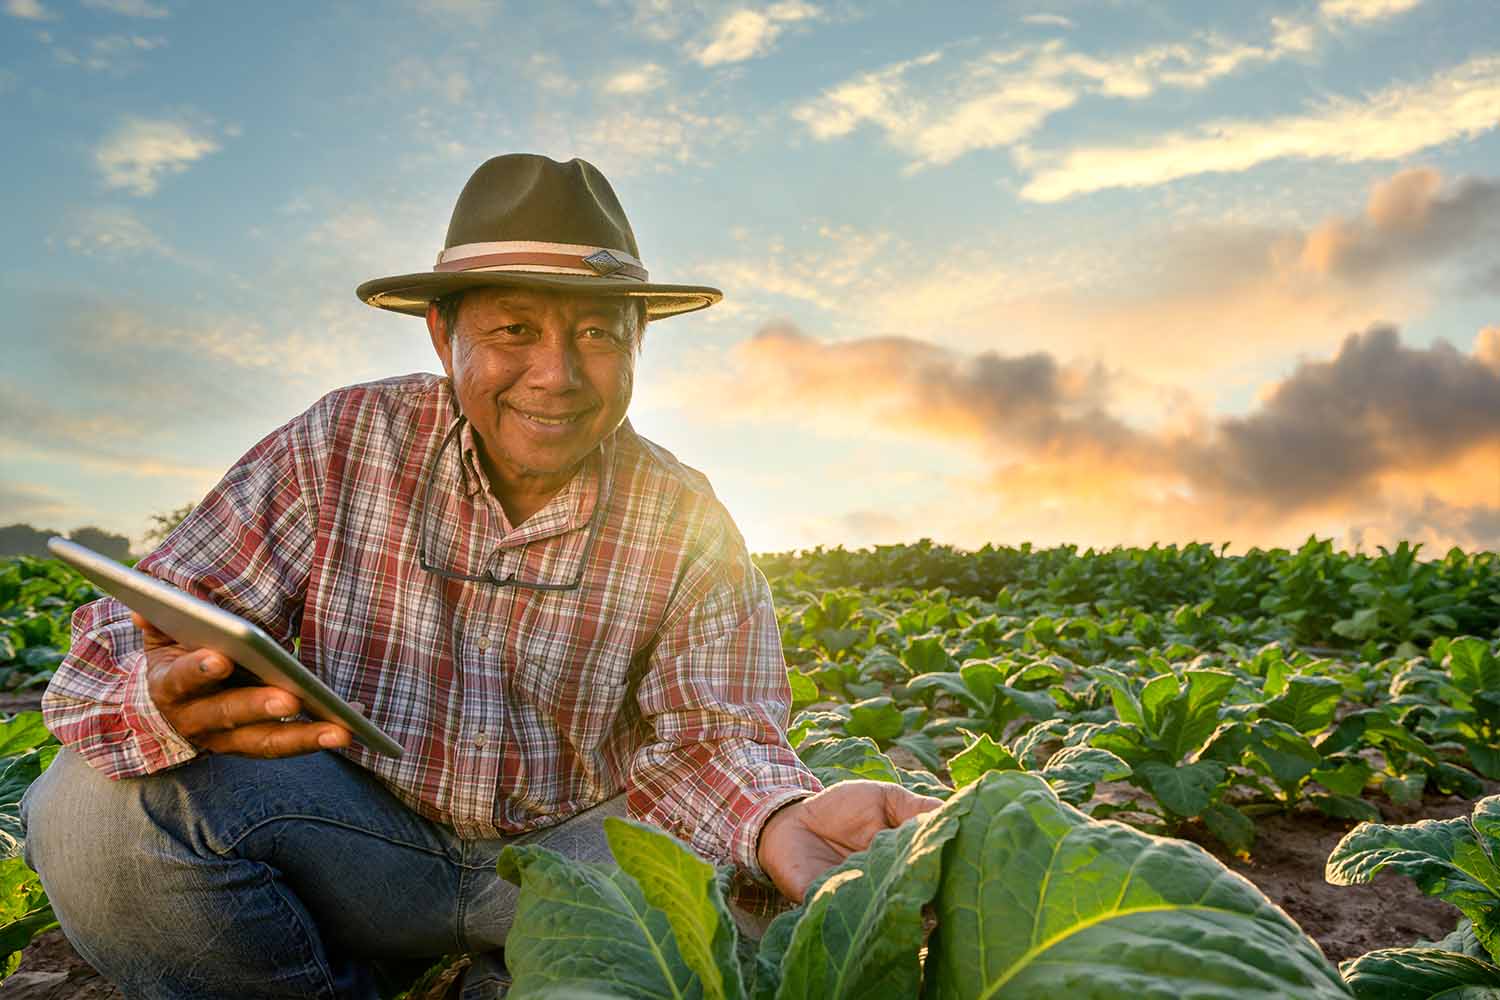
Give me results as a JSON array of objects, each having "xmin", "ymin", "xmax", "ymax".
[{"xmin": 509, "ymin": 634, "xmax": 632, "ymax": 753}]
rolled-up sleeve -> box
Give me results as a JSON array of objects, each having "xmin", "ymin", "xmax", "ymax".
[
  {"xmin": 42, "ymin": 403, "xmax": 324, "ymax": 779},
  {"xmin": 626, "ymin": 506, "xmax": 822, "ymax": 877}
]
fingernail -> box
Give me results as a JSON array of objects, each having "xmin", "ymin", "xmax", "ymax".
[
  {"xmin": 318, "ymin": 731, "xmax": 342, "ymax": 748},
  {"xmin": 266, "ymin": 697, "xmax": 294, "ymax": 715}
]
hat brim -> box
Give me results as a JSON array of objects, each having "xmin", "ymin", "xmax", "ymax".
[{"xmin": 356, "ymin": 271, "xmax": 722, "ymax": 321}]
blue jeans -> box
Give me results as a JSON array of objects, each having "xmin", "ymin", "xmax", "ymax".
[{"xmin": 20, "ymin": 748, "xmax": 627, "ymax": 1000}]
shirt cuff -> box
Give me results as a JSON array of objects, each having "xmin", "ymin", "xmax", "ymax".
[
  {"xmin": 735, "ymin": 782, "xmax": 822, "ymax": 882},
  {"xmin": 119, "ymin": 649, "xmax": 200, "ymax": 770}
]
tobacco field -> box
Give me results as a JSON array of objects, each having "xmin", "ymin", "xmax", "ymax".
[{"xmin": 2, "ymin": 537, "xmax": 1499, "ymax": 998}]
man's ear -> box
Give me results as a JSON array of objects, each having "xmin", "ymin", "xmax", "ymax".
[{"xmin": 426, "ymin": 301, "xmax": 455, "ymax": 379}]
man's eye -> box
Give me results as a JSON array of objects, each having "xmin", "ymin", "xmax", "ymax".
[{"xmin": 581, "ymin": 327, "xmax": 623, "ymax": 342}]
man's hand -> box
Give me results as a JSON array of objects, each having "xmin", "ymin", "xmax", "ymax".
[
  {"xmin": 135, "ymin": 612, "xmax": 352, "ymax": 758},
  {"xmin": 756, "ymin": 780, "xmax": 944, "ymax": 902}
]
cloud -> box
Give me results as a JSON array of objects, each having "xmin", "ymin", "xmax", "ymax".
[
  {"xmin": 94, "ymin": 116, "xmax": 221, "ymax": 196},
  {"xmin": 1320, "ymin": 0, "xmax": 1421, "ymax": 25},
  {"xmin": 1022, "ymin": 13, "xmax": 1073, "ymax": 29},
  {"xmin": 1360, "ymin": 495, "xmax": 1500, "ymax": 554},
  {"xmin": 1293, "ymin": 168, "xmax": 1500, "ymax": 284},
  {"xmin": 681, "ymin": 322, "xmax": 1500, "ymax": 551},
  {"xmin": 1477, "ymin": 327, "xmax": 1500, "ymax": 372},
  {"xmin": 0, "ymin": 482, "xmax": 68, "ymax": 523},
  {"xmin": 704, "ymin": 167, "xmax": 1500, "ymax": 393},
  {"xmin": 603, "ymin": 63, "xmax": 668, "ymax": 95},
  {"xmin": 623, "ymin": 0, "xmax": 686, "ymax": 42},
  {"xmin": 1173, "ymin": 326, "xmax": 1500, "ymax": 513},
  {"xmin": 526, "ymin": 52, "xmax": 579, "ymax": 95},
  {"xmin": 701, "ymin": 224, "xmax": 899, "ymax": 311},
  {"xmin": 4, "ymin": 0, "xmax": 53, "ymax": 19},
  {"xmin": 0, "ymin": 382, "xmax": 221, "ymax": 482},
  {"xmin": 793, "ymin": 16, "xmax": 1322, "ymax": 170},
  {"xmin": 51, "ymin": 205, "xmax": 175, "ymax": 258},
  {"xmin": 1020, "ymin": 55, "xmax": 1500, "ymax": 201},
  {"xmin": 692, "ymin": 1, "xmax": 819, "ymax": 66},
  {"xmin": 393, "ymin": 56, "xmax": 472, "ymax": 104},
  {"xmin": 82, "ymin": 0, "xmax": 168, "ymax": 16},
  {"xmin": 546, "ymin": 100, "xmax": 745, "ymax": 174},
  {"xmin": 50, "ymin": 33, "xmax": 167, "ymax": 72}
]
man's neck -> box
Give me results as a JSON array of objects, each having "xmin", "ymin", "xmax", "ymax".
[{"xmin": 478, "ymin": 451, "xmax": 577, "ymax": 528}]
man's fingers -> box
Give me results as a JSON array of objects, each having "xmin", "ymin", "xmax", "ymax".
[
  {"xmin": 151, "ymin": 646, "xmax": 235, "ymax": 704},
  {"xmin": 197, "ymin": 721, "xmax": 351, "ymax": 759},
  {"xmin": 884, "ymin": 786, "xmax": 945, "ymax": 827},
  {"xmin": 169, "ymin": 686, "xmax": 303, "ymax": 738}
]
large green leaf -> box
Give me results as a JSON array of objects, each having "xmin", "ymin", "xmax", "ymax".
[
  {"xmin": 796, "ymin": 738, "xmax": 901, "ymax": 786},
  {"xmin": 1038, "ymin": 746, "xmax": 1130, "ymax": 806},
  {"xmin": 1338, "ymin": 947, "xmax": 1500, "ymax": 999},
  {"xmin": 496, "ymin": 844, "xmax": 701, "ymax": 1000},
  {"xmin": 948, "ymin": 733, "xmax": 1019, "ymax": 789},
  {"xmin": 0, "ymin": 713, "xmax": 52, "ymax": 758},
  {"xmin": 1135, "ymin": 758, "xmax": 1225, "ymax": 817},
  {"xmin": 1446, "ymin": 638, "xmax": 1500, "ymax": 697},
  {"xmin": 605, "ymin": 818, "xmax": 744, "ymax": 1000},
  {"xmin": 1201, "ymin": 802, "xmax": 1256, "ymax": 856},
  {"xmin": 749, "ymin": 909, "xmax": 802, "ymax": 1000},
  {"xmin": 844, "ymin": 698, "xmax": 905, "ymax": 743},
  {"xmin": 922, "ymin": 771, "xmax": 1350, "ymax": 999},
  {"xmin": 0, "ymin": 745, "xmax": 58, "ymax": 861},
  {"xmin": 1265, "ymin": 677, "xmax": 1344, "ymax": 735},
  {"xmin": 787, "ymin": 672, "xmax": 819, "ymax": 716},
  {"xmin": 1326, "ymin": 796, "xmax": 1500, "ymax": 963},
  {"xmin": 0, "ymin": 856, "xmax": 55, "ymax": 981},
  {"xmin": 1158, "ymin": 670, "xmax": 1238, "ymax": 761},
  {"xmin": 774, "ymin": 794, "xmax": 968, "ymax": 1000},
  {"xmin": 1242, "ymin": 721, "xmax": 1322, "ymax": 793},
  {"xmin": 903, "ymin": 673, "xmax": 985, "ymax": 713}
]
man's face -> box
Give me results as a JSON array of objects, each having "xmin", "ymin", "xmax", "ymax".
[{"xmin": 427, "ymin": 286, "xmax": 639, "ymax": 504}]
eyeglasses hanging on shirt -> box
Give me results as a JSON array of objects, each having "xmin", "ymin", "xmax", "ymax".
[{"xmin": 416, "ymin": 414, "xmax": 609, "ymax": 591}]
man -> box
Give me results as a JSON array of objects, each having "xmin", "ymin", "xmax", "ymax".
[{"xmin": 21, "ymin": 154, "xmax": 940, "ymax": 999}]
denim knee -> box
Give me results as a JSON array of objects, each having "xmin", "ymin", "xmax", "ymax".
[
  {"xmin": 21, "ymin": 750, "xmax": 208, "ymax": 968},
  {"xmin": 20, "ymin": 749, "xmax": 370, "ymax": 998}
]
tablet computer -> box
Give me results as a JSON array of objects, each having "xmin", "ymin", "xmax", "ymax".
[{"xmin": 47, "ymin": 536, "xmax": 404, "ymax": 759}]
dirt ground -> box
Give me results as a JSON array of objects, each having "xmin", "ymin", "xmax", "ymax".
[{"xmin": 1188, "ymin": 789, "xmax": 1485, "ymax": 965}]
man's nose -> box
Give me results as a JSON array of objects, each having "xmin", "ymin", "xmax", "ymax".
[{"xmin": 527, "ymin": 331, "xmax": 584, "ymax": 391}]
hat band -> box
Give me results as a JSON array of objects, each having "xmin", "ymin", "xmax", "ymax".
[{"xmin": 435, "ymin": 240, "xmax": 649, "ymax": 281}]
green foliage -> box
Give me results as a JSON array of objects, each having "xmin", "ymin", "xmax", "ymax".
[
  {"xmin": 924, "ymin": 772, "xmax": 1350, "ymax": 999},
  {"xmin": 3, "ymin": 539, "xmax": 1497, "ymax": 986},
  {"xmin": 497, "ymin": 770, "xmax": 1351, "ymax": 1000},
  {"xmin": 774, "ymin": 798, "xmax": 967, "ymax": 1000},
  {"xmin": 1338, "ymin": 948, "xmax": 1500, "ymax": 999},
  {"xmin": 1326, "ymin": 796, "xmax": 1500, "ymax": 963},
  {"xmin": 0, "ymin": 713, "xmax": 60, "ymax": 980},
  {"xmin": 604, "ymin": 819, "xmax": 745, "ymax": 1000}
]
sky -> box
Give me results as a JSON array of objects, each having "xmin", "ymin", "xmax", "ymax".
[{"xmin": 1, "ymin": 0, "xmax": 1498, "ymax": 557}]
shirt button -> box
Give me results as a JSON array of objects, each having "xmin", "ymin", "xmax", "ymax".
[
  {"xmin": 477, "ymin": 637, "xmax": 491, "ymax": 651},
  {"xmin": 473, "ymin": 731, "xmax": 488, "ymax": 748}
]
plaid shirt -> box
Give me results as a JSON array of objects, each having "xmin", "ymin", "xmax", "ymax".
[{"xmin": 43, "ymin": 373, "xmax": 822, "ymax": 876}]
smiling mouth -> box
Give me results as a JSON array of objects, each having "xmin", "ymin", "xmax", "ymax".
[{"xmin": 509, "ymin": 405, "xmax": 590, "ymax": 427}]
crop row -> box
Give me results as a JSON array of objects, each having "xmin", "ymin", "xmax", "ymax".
[{"xmin": 0, "ymin": 541, "xmax": 1496, "ymax": 996}]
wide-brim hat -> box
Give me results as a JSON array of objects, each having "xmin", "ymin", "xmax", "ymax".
[{"xmin": 356, "ymin": 154, "xmax": 721, "ymax": 321}]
